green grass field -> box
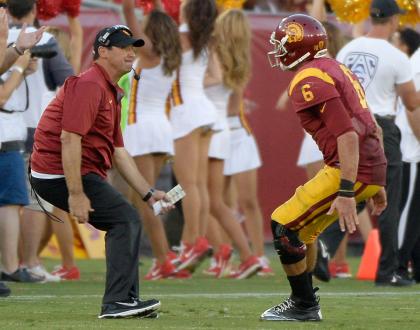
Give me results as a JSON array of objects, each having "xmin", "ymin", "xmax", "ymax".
[{"xmin": 1, "ymin": 256, "xmax": 420, "ymax": 329}]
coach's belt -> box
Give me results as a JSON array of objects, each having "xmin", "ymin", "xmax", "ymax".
[
  {"xmin": 227, "ymin": 116, "xmax": 243, "ymax": 130},
  {"xmin": 0, "ymin": 140, "xmax": 25, "ymax": 152}
]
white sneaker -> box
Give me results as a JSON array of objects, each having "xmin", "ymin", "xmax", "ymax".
[{"xmin": 27, "ymin": 265, "xmax": 61, "ymax": 283}]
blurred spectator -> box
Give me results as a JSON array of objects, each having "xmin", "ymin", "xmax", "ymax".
[
  {"xmin": 393, "ymin": 28, "xmax": 420, "ymax": 283},
  {"xmin": 337, "ymin": 0, "xmax": 420, "ymax": 286},
  {"xmin": 0, "ymin": 5, "xmax": 47, "ymax": 287},
  {"xmin": 6, "ymin": 0, "xmax": 73, "ymax": 282}
]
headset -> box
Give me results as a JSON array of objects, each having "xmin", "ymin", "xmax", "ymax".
[
  {"xmin": 97, "ymin": 25, "xmax": 141, "ymax": 81},
  {"xmin": 97, "ymin": 24, "xmax": 133, "ymax": 47}
]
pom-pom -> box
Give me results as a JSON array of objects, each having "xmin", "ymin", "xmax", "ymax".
[
  {"xmin": 327, "ymin": 0, "xmax": 371, "ymax": 24},
  {"xmin": 36, "ymin": 0, "xmax": 81, "ymax": 20},
  {"xmin": 328, "ymin": 0, "xmax": 420, "ymax": 26},
  {"xmin": 216, "ymin": 0, "xmax": 246, "ymax": 11},
  {"xmin": 397, "ymin": 0, "xmax": 420, "ymax": 26},
  {"xmin": 61, "ymin": 0, "xmax": 81, "ymax": 18}
]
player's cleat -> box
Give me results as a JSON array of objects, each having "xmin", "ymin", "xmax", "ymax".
[
  {"xmin": 202, "ymin": 244, "xmax": 232, "ymax": 278},
  {"xmin": 260, "ymin": 297, "xmax": 322, "ymax": 321},
  {"xmin": 329, "ymin": 261, "xmax": 352, "ymax": 279},
  {"xmin": 98, "ymin": 298, "xmax": 160, "ymax": 319},
  {"xmin": 176, "ymin": 237, "xmax": 211, "ymax": 272},
  {"xmin": 27, "ymin": 265, "xmax": 61, "ymax": 282},
  {"xmin": 313, "ymin": 239, "xmax": 330, "ymax": 282},
  {"xmin": 229, "ymin": 255, "xmax": 262, "ymax": 279},
  {"xmin": 257, "ymin": 256, "xmax": 275, "ymax": 276},
  {"xmin": 138, "ymin": 311, "xmax": 159, "ymax": 319},
  {"xmin": 144, "ymin": 258, "xmax": 191, "ymax": 280},
  {"xmin": 52, "ymin": 265, "xmax": 80, "ymax": 280},
  {"xmin": 0, "ymin": 281, "xmax": 11, "ymax": 297}
]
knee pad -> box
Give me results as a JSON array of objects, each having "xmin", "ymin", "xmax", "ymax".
[{"xmin": 271, "ymin": 220, "xmax": 306, "ymax": 265}]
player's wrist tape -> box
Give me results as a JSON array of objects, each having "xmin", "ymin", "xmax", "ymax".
[
  {"xmin": 339, "ymin": 179, "xmax": 354, "ymax": 191},
  {"xmin": 338, "ymin": 179, "xmax": 355, "ymax": 198},
  {"xmin": 142, "ymin": 188, "xmax": 155, "ymax": 202}
]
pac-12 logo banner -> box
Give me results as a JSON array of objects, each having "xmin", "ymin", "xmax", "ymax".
[{"xmin": 342, "ymin": 52, "xmax": 378, "ymax": 90}]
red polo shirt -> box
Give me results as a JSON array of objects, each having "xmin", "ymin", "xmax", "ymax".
[{"xmin": 31, "ymin": 63, "xmax": 124, "ymax": 178}]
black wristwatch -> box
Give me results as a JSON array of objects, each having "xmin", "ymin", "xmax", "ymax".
[{"xmin": 142, "ymin": 188, "xmax": 155, "ymax": 202}]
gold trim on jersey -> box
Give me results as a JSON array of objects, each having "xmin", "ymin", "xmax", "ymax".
[
  {"xmin": 128, "ymin": 66, "xmax": 142, "ymax": 125},
  {"xmin": 166, "ymin": 68, "xmax": 183, "ymax": 115},
  {"xmin": 288, "ymin": 68, "xmax": 335, "ymax": 96},
  {"xmin": 239, "ymin": 99, "xmax": 252, "ymax": 134}
]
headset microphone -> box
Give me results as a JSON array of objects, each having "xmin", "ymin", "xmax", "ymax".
[{"xmin": 131, "ymin": 67, "xmax": 141, "ymax": 81}]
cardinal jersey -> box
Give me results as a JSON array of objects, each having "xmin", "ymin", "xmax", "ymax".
[{"xmin": 288, "ymin": 57, "xmax": 386, "ymax": 186}]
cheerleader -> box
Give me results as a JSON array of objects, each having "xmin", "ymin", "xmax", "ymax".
[
  {"xmin": 122, "ymin": 1, "xmax": 189, "ymax": 280},
  {"xmin": 204, "ymin": 9, "xmax": 261, "ymax": 279},
  {"xmin": 169, "ymin": 0, "xmax": 218, "ymax": 272}
]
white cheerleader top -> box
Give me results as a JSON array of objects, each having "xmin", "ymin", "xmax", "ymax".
[{"xmin": 130, "ymin": 60, "xmax": 175, "ymax": 117}]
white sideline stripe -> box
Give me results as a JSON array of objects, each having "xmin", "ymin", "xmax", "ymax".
[{"xmin": 5, "ymin": 291, "xmax": 420, "ymax": 300}]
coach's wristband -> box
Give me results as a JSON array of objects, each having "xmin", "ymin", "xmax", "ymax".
[{"xmin": 142, "ymin": 188, "xmax": 155, "ymax": 202}]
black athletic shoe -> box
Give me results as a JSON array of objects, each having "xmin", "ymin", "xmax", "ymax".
[
  {"xmin": 0, "ymin": 268, "xmax": 44, "ymax": 283},
  {"xmin": 260, "ymin": 297, "xmax": 322, "ymax": 321},
  {"xmin": 0, "ymin": 281, "xmax": 11, "ymax": 297},
  {"xmin": 375, "ymin": 274, "xmax": 414, "ymax": 287},
  {"xmin": 313, "ymin": 239, "xmax": 330, "ymax": 282},
  {"xmin": 98, "ymin": 298, "xmax": 161, "ymax": 319}
]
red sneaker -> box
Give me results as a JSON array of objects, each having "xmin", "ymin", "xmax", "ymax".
[
  {"xmin": 329, "ymin": 261, "xmax": 352, "ymax": 278},
  {"xmin": 145, "ymin": 258, "xmax": 191, "ymax": 280},
  {"xmin": 203, "ymin": 244, "xmax": 232, "ymax": 278},
  {"xmin": 257, "ymin": 256, "xmax": 275, "ymax": 276},
  {"xmin": 166, "ymin": 250, "xmax": 179, "ymax": 265},
  {"xmin": 52, "ymin": 265, "xmax": 80, "ymax": 280},
  {"xmin": 229, "ymin": 255, "xmax": 262, "ymax": 279},
  {"xmin": 177, "ymin": 237, "xmax": 211, "ymax": 272},
  {"xmin": 202, "ymin": 257, "xmax": 218, "ymax": 276}
]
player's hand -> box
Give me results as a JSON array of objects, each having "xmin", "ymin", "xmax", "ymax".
[
  {"xmin": 147, "ymin": 189, "xmax": 174, "ymax": 214},
  {"xmin": 327, "ymin": 196, "xmax": 358, "ymax": 233},
  {"xmin": 369, "ymin": 187, "xmax": 387, "ymax": 216},
  {"xmin": 68, "ymin": 192, "xmax": 94, "ymax": 223}
]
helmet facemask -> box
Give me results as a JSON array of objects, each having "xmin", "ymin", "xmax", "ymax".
[{"xmin": 267, "ymin": 31, "xmax": 289, "ymax": 69}]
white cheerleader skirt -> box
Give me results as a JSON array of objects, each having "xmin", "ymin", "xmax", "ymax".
[
  {"xmin": 209, "ymin": 127, "xmax": 230, "ymax": 160},
  {"xmin": 224, "ymin": 127, "xmax": 262, "ymax": 176},
  {"xmin": 296, "ymin": 132, "xmax": 323, "ymax": 167},
  {"xmin": 123, "ymin": 113, "xmax": 174, "ymax": 157},
  {"xmin": 170, "ymin": 96, "xmax": 217, "ymax": 140}
]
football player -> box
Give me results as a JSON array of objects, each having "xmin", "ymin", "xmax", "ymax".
[{"xmin": 261, "ymin": 14, "xmax": 388, "ymax": 321}]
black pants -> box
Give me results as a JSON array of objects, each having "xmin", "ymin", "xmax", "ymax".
[
  {"xmin": 398, "ymin": 162, "xmax": 420, "ymax": 280},
  {"xmin": 31, "ymin": 173, "xmax": 142, "ymax": 304},
  {"xmin": 375, "ymin": 115, "xmax": 402, "ymax": 282}
]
